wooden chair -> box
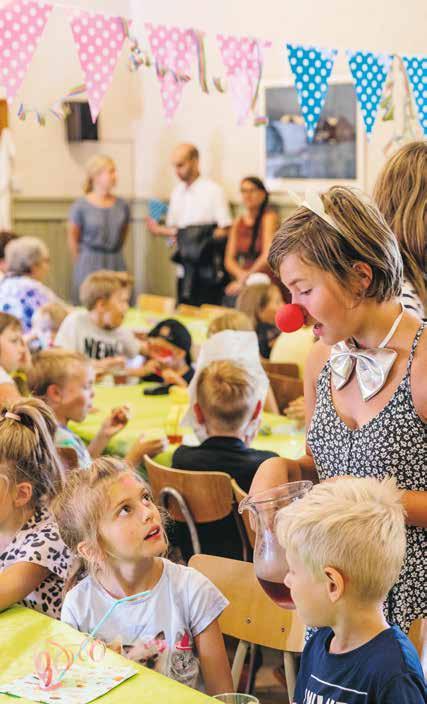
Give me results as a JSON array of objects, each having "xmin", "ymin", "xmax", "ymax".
[
  {"xmin": 268, "ymin": 373, "xmax": 304, "ymax": 412},
  {"xmin": 189, "ymin": 554, "xmax": 305, "ymax": 701},
  {"xmin": 261, "ymin": 360, "xmax": 299, "ymax": 379},
  {"xmin": 144, "ymin": 456, "xmax": 249, "ymax": 559},
  {"xmin": 137, "ymin": 294, "xmax": 175, "ymax": 315},
  {"xmin": 175, "ymin": 304, "xmax": 210, "ymax": 318},
  {"xmin": 231, "ymin": 479, "xmax": 255, "ymax": 549},
  {"xmin": 200, "ymin": 304, "xmax": 230, "ymax": 318}
]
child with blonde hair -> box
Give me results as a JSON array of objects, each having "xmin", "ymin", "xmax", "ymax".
[
  {"xmin": 31, "ymin": 301, "xmax": 71, "ymax": 350},
  {"xmin": 30, "ymin": 349, "xmax": 166, "ymax": 469},
  {"xmin": 276, "ymin": 477, "xmax": 426, "ymax": 702},
  {"xmin": 0, "ymin": 312, "xmax": 31, "ymax": 404},
  {"xmin": 54, "ymin": 457, "xmax": 233, "ymax": 695},
  {"xmin": 0, "ymin": 398, "xmax": 72, "ymax": 618},
  {"xmin": 251, "ymin": 185, "xmax": 426, "ymax": 635},
  {"xmin": 236, "ymin": 282, "xmax": 282, "ymax": 358},
  {"xmin": 373, "ymin": 141, "xmax": 427, "ymax": 318}
]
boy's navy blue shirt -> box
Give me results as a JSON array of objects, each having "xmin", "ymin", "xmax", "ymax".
[{"xmin": 294, "ymin": 626, "xmax": 426, "ymax": 704}]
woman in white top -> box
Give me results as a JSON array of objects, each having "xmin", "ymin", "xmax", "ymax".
[
  {"xmin": 0, "ymin": 312, "xmax": 31, "ymax": 404},
  {"xmin": 373, "ymin": 141, "xmax": 426, "ymax": 320}
]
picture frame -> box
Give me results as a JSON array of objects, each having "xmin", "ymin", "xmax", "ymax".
[{"xmin": 260, "ymin": 76, "xmax": 366, "ymax": 193}]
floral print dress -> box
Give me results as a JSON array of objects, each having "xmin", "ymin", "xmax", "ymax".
[{"xmin": 307, "ymin": 324, "xmax": 426, "ymax": 633}]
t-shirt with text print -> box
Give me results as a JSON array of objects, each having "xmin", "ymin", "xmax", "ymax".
[{"xmin": 55, "ymin": 309, "xmax": 139, "ymax": 360}]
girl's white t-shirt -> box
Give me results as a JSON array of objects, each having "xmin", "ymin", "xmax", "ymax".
[
  {"xmin": 61, "ymin": 558, "xmax": 228, "ymax": 689},
  {"xmin": 0, "ymin": 365, "xmax": 14, "ymax": 385}
]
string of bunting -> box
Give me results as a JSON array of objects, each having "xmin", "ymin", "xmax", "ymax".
[{"xmin": 1, "ymin": 0, "xmax": 424, "ymax": 137}]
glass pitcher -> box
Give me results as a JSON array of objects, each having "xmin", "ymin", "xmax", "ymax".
[{"xmin": 239, "ymin": 481, "xmax": 312, "ymax": 609}]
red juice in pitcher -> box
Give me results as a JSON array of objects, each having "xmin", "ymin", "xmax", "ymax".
[{"xmin": 257, "ymin": 577, "xmax": 295, "ymax": 609}]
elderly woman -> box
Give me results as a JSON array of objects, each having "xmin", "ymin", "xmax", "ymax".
[{"xmin": 0, "ymin": 236, "xmax": 58, "ymax": 332}]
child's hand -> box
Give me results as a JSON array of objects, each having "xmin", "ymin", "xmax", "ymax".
[
  {"xmin": 161, "ymin": 369, "xmax": 186, "ymax": 387},
  {"xmin": 97, "ymin": 356, "xmax": 126, "ymax": 373},
  {"xmin": 125, "ymin": 434, "xmax": 168, "ymax": 467},
  {"xmin": 283, "ymin": 396, "xmax": 305, "ymax": 426},
  {"xmin": 142, "ymin": 358, "xmax": 163, "ymax": 376},
  {"xmin": 100, "ymin": 405, "xmax": 131, "ymax": 439}
]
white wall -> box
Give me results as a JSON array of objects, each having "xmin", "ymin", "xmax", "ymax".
[
  {"xmin": 2, "ymin": 0, "xmax": 426, "ymax": 199},
  {"xmin": 130, "ymin": 0, "xmax": 426, "ymax": 200}
]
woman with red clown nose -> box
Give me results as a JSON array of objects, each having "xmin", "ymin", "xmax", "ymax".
[{"xmin": 251, "ymin": 187, "xmax": 426, "ymax": 636}]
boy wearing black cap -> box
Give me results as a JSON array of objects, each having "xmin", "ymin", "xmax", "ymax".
[{"xmin": 140, "ymin": 318, "xmax": 194, "ymax": 388}]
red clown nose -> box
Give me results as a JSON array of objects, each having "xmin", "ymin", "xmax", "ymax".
[{"xmin": 275, "ymin": 304, "xmax": 305, "ymax": 333}]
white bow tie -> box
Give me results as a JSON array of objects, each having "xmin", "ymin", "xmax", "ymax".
[{"xmin": 329, "ymin": 306, "xmax": 404, "ymax": 401}]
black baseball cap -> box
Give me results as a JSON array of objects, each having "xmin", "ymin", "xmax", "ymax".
[{"xmin": 148, "ymin": 318, "xmax": 192, "ymax": 364}]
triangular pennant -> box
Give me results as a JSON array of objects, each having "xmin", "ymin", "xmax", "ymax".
[
  {"xmin": 69, "ymin": 10, "xmax": 127, "ymax": 123},
  {"xmin": 216, "ymin": 35, "xmax": 271, "ymax": 125},
  {"xmin": 145, "ymin": 23, "xmax": 196, "ymax": 122},
  {"xmin": 0, "ymin": 0, "xmax": 52, "ymax": 104},
  {"xmin": 286, "ymin": 43, "xmax": 337, "ymax": 141},
  {"xmin": 402, "ymin": 54, "xmax": 427, "ymax": 136},
  {"xmin": 347, "ymin": 51, "xmax": 392, "ymax": 136}
]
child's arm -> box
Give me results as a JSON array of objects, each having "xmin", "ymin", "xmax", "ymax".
[
  {"xmin": 88, "ymin": 406, "xmax": 130, "ymax": 459},
  {"xmin": 194, "ymin": 619, "xmax": 233, "ymax": 696},
  {"xmin": 0, "ymin": 562, "xmax": 49, "ymax": 611}
]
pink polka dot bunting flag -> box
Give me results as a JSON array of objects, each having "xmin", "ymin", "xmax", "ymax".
[
  {"xmin": 69, "ymin": 10, "xmax": 128, "ymax": 123},
  {"xmin": 0, "ymin": 0, "xmax": 53, "ymax": 105},
  {"xmin": 145, "ymin": 23, "xmax": 196, "ymax": 122},
  {"xmin": 347, "ymin": 51, "xmax": 392, "ymax": 137},
  {"xmin": 216, "ymin": 34, "xmax": 272, "ymax": 125}
]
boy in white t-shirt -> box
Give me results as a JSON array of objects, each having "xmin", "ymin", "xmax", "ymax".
[{"xmin": 55, "ymin": 270, "xmax": 142, "ymax": 374}]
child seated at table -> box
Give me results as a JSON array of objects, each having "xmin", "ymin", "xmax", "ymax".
[
  {"xmin": 29, "ymin": 349, "xmax": 166, "ymax": 469},
  {"xmin": 30, "ymin": 301, "xmax": 72, "ymax": 350},
  {"xmin": 55, "ymin": 270, "xmax": 142, "ymax": 374},
  {"xmin": 277, "ymin": 477, "xmax": 426, "ymax": 703},
  {"xmin": 0, "ymin": 312, "xmax": 32, "ymax": 404},
  {"xmin": 0, "ymin": 398, "xmax": 72, "ymax": 619},
  {"xmin": 139, "ymin": 318, "xmax": 195, "ymax": 389},
  {"xmin": 237, "ymin": 282, "xmax": 282, "ymax": 358},
  {"xmin": 54, "ymin": 457, "xmax": 233, "ymax": 695}
]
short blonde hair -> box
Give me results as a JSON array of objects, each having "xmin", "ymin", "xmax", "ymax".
[
  {"xmin": 237, "ymin": 284, "xmax": 274, "ymax": 326},
  {"xmin": 373, "ymin": 141, "xmax": 427, "ymax": 305},
  {"xmin": 29, "ymin": 348, "xmax": 89, "ymax": 397},
  {"xmin": 207, "ymin": 310, "xmax": 253, "ymax": 337},
  {"xmin": 33, "ymin": 302, "xmax": 71, "ymax": 333},
  {"xmin": 5, "ymin": 236, "xmax": 49, "ymax": 276},
  {"xmin": 276, "ymin": 477, "xmax": 406, "ymax": 602},
  {"xmin": 268, "ymin": 186, "xmax": 403, "ymax": 302},
  {"xmin": 79, "ymin": 269, "xmax": 134, "ymax": 310},
  {"xmin": 197, "ymin": 360, "xmax": 257, "ymax": 432},
  {"xmin": 83, "ymin": 154, "xmax": 115, "ymax": 194}
]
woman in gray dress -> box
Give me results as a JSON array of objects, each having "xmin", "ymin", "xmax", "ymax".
[{"xmin": 68, "ymin": 155, "xmax": 130, "ymax": 303}]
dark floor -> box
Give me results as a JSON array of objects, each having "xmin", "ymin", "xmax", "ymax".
[{"xmin": 242, "ymin": 647, "xmax": 289, "ymax": 704}]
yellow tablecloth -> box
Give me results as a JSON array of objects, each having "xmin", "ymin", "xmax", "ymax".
[
  {"xmin": 123, "ymin": 308, "xmax": 208, "ymax": 346},
  {"xmin": 70, "ymin": 383, "xmax": 305, "ymax": 466},
  {"xmin": 0, "ymin": 605, "xmax": 214, "ymax": 703}
]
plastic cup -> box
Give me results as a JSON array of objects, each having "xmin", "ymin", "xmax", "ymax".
[{"xmin": 213, "ymin": 695, "xmax": 259, "ymax": 703}]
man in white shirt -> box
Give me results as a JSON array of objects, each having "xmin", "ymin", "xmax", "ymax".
[{"xmin": 146, "ymin": 144, "xmax": 232, "ymax": 304}]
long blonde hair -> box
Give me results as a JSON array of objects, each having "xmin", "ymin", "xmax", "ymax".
[
  {"xmin": 268, "ymin": 186, "xmax": 403, "ymax": 303},
  {"xmin": 83, "ymin": 154, "xmax": 115, "ymax": 194},
  {"xmin": 0, "ymin": 397, "xmax": 65, "ymax": 505},
  {"xmin": 373, "ymin": 141, "xmax": 427, "ymax": 305}
]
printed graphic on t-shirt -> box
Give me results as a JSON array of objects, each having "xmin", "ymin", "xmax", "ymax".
[
  {"xmin": 299, "ymin": 674, "xmax": 367, "ymax": 703},
  {"xmin": 108, "ymin": 629, "xmax": 199, "ymax": 688},
  {"xmin": 83, "ymin": 337, "xmax": 123, "ymax": 359}
]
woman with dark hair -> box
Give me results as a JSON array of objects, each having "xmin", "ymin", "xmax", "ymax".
[{"xmin": 223, "ymin": 177, "xmax": 279, "ymax": 302}]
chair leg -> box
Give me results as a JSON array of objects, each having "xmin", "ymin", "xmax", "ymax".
[
  {"xmin": 245, "ymin": 642, "xmax": 257, "ymax": 694},
  {"xmin": 231, "ymin": 639, "xmax": 249, "ymax": 691},
  {"xmin": 232, "ymin": 505, "xmax": 250, "ymax": 562},
  {"xmin": 283, "ymin": 651, "xmax": 298, "ymax": 702},
  {"xmin": 158, "ymin": 487, "xmax": 201, "ymax": 554}
]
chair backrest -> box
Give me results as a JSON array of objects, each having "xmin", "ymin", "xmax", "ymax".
[
  {"xmin": 189, "ymin": 554, "xmax": 305, "ymax": 653},
  {"xmin": 231, "ymin": 479, "xmax": 255, "ymax": 549},
  {"xmin": 200, "ymin": 304, "xmax": 230, "ymax": 318},
  {"xmin": 144, "ymin": 456, "xmax": 234, "ymax": 523},
  {"xmin": 137, "ymin": 294, "xmax": 175, "ymax": 314},
  {"xmin": 261, "ymin": 360, "xmax": 299, "ymax": 379},
  {"xmin": 176, "ymin": 304, "xmax": 210, "ymax": 318},
  {"xmin": 57, "ymin": 446, "xmax": 79, "ymax": 472},
  {"xmin": 268, "ymin": 373, "xmax": 304, "ymax": 412}
]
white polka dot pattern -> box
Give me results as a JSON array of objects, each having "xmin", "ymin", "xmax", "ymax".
[
  {"xmin": 0, "ymin": 0, "xmax": 52, "ymax": 104},
  {"xmin": 347, "ymin": 51, "xmax": 392, "ymax": 136},
  {"xmin": 145, "ymin": 23, "xmax": 195, "ymax": 122},
  {"xmin": 69, "ymin": 10, "xmax": 127, "ymax": 122},
  {"xmin": 216, "ymin": 34, "xmax": 271, "ymax": 125},
  {"xmin": 402, "ymin": 54, "xmax": 427, "ymax": 136},
  {"xmin": 286, "ymin": 43, "xmax": 337, "ymax": 141}
]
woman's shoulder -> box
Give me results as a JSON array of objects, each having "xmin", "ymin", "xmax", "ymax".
[
  {"xmin": 409, "ymin": 321, "xmax": 427, "ymax": 419},
  {"xmin": 305, "ymin": 338, "xmax": 330, "ymax": 379}
]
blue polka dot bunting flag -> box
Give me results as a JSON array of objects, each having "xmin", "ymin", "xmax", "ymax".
[
  {"xmin": 402, "ymin": 54, "xmax": 427, "ymax": 136},
  {"xmin": 347, "ymin": 51, "xmax": 392, "ymax": 137},
  {"xmin": 286, "ymin": 43, "xmax": 337, "ymax": 141},
  {"xmin": 148, "ymin": 199, "xmax": 168, "ymax": 222}
]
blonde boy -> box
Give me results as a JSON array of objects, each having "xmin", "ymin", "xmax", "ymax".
[
  {"xmin": 276, "ymin": 478, "xmax": 426, "ymax": 703},
  {"xmin": 30, "ymin": 349, "xmax": 165, "ymax": 470},
  {"xmin": 55, "ymin": 270, "xmax": 141, "ymax": 373}
]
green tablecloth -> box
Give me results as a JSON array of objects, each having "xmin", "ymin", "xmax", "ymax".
[
  {"xmin": 70, "ymin": 383, "xmax": 305, "ymax": 466},
  {"xmin": 0, "ymin": 606, "xmax": 214, "ymax": 703},
  {"xmin": 123, "ymin": 309, "xmax": 208, "ymax": 346}
]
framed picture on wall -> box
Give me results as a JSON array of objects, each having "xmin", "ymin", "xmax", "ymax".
[{"xmin": 260, "ymin": 77, "xmax": 366, "ymax": 193}]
